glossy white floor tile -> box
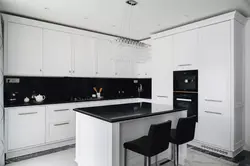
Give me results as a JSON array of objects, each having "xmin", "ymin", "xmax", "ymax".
[
  {"xmin": 6, "ymin": 148, "xmax": 77, "ymax": 166},
  {"xmin": 6, "ymin": 147, "xmax": 237, "ymax": 166}
]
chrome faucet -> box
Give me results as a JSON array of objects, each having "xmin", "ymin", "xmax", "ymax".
[{"xmin": 138, "ymin": 84, "xmax": 143, "ymax": 98}]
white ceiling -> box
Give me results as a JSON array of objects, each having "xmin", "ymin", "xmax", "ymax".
[{"xmin": 0, "ymin": 0, "xmax": 250, "ymax": 40}]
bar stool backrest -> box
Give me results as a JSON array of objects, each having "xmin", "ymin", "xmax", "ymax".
[{"xmin": 148, "ymin": 120, "xmax": 172, "ymax": 155}]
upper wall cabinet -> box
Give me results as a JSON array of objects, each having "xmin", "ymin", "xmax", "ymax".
[
  {"xmin": 71, "ymin": 35, "xmax": 96, "ymax": 77},
  {"xmin": 173, "ymin": 29, "xmax": 198, "ymax": 70},
  {"xmin": 135, "ymin": 47, "xmax": 152, "ymax": 78},
  {"xmin": 43, "ymin": 29, "xmax": 72, "ymax": 77},
  {"xmin": 95, "ymin": 39, "xmax": 116, "ymax": 77},
  {"xmin": 5, "ymin": 23, "xmax": 43, "ymax": 76},
  {"xmin": 3, "ymin": 14, "xmax": 152, "ymax": 78},
  {"xmin": 114, "ymin": 44, "xmax": 134, "ymax": 78}
]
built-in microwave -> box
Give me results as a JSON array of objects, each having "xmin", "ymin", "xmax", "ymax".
[{"xmin": 174, "ymin": 70, "xmax": 198, "ymax": 92}]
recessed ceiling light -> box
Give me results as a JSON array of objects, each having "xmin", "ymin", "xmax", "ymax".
[
  {"xmin": 126, "ymin": 0, "xmax": 138, "ymax": 6},
  {"xmin": 84, "ymin": 17, "xmax": 88, "ymax": 20},
  {"xmin": 157, "ymin": 24, "xmax": 161, "ymax": 27},
  {"xmin": 112, "ymin": 25, "xmax": 116, "ymax": 27},
  {"xmin": 44, "ymin": 7, "xmax": 50, "ymax": 10}
]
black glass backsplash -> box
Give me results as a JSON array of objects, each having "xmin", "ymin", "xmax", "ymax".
[{"xmin": 4, "ymin": 76, "xmax": 151, "ymax": 107}]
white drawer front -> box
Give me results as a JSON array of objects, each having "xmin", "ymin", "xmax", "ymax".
[
  {"xmin": 46, "ymin": 104, "xmax": 76, "ymax": 143},
  {"xmin": 47, "ymin": 107, "xmax": 75, "ymax": 123},
  {"xmin": 47, "ymin": 121, "xmax": 75, "ymax": 143}
]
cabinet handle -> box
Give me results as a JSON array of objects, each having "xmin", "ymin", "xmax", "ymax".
[
  {"xmin": 54, "ymin": 109, "xmax": 70, "ymax": 112},
  {"xmin": 178, "ymin": 64, "xmax": 192, "ymax": 67},
  {"xmin": 19, "ymin": 112, "xmax": 38, "ymax": 115},
  {"xmin": 205, "ymin": 99, "xmax": 222, "ymax": 103},
  {"xmin": 54, "ymin": 122, "xmax": 70, "ymax": 126},
  {"xmin": 157, "ymin": 95, "xmax": 168, "ymax": 98},
  {"xmin": 205, "ymin": 111, "xmax": 222, "ymax": 115}
]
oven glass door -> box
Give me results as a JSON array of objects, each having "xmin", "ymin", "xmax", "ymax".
[
  {"xmin": 174, "ymin": 93, "xmax": 198, "ymax": 122},
  {"xmin": 174, "ymin": 70, "xmax": 198, "ymax": 92}
]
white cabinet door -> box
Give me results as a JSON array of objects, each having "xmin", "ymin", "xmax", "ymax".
[
  {"xmin": 95, "ymin": 39, "xmax": 115, "ymax": 77},
  {"xmin": 43, "ymin": 29, "xmax": 72, "ymax": 76},
  {"xmin": 152, "ymin": 36, "xmax": 174, "ymax": 105},
  {"xmin": 197, "ymin": 102, "xmax": 231, "ymax": 150},
  {"xmin": 6, "ymin": 106, "xmax": 46, "ymax": 151},
  {"xmin": 46, "ymin": 104, "xmax": 76, "ymax": 143},
  {"xmin": 135, "ymin": 47, "xmax": 152, "ymax": 78},
  {"xmin": 6, "ymin": 22, "xmax": 43, "ymax": 76},
  {"xmin": 198, "ymin": 21, "xmax": 231, "ymax": 116},
  {"xmin": 72, "ymin": 35, "xmax": 96, "ymax": 77},
  {"xmin": 173, "ymin": 29, "xmax": 198, "ymax": 70},
  {"xmin": 197, "ymin": 21, "xmax": 231, "ymax": 150},
  {"xmin": 114, "ymin": 45, "xmax": 134, "ymax": 78}
]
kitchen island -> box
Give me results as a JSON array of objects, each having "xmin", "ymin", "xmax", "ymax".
[{"xmin": 74, "ymin": 102, "xmax": 187, "ymax": 166}]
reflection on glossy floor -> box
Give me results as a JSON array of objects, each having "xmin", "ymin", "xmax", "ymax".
[{"xmin": 6, "ymin": 147, "xmax": 239, "ymax": 166}]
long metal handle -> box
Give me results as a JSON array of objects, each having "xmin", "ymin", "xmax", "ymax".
[
  {"xmin": 54, "ymin": 122, "xmax": 70, "ymax": 126},
  {"xmin": 54, "ymin": 109, "xmax": 70, "ymax": 112},
  {"xmin": 157, "ymin": 96, "xmax": 168, "ymax": 98},
  {"xmin": 19, "ymin": 112, "xmax": 38, "ymax": 115},
  {"xmin": 176, "ymin": 98, "xmax": 192, "ymax": 102},
  {"xmin": 178, "ymin": 64, "xmax": 192, "ymax": 67},
  {"xmin": 205, "ymin": 99, "xmax": 222, "ymax": 103},
  {"xmin": 205, "ymin": 111, "xmax": 222, "ymax": 115}
]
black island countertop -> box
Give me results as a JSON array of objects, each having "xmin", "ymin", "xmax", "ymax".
[{"xmin": 73, "ymin": 102, "xmax": 187, "ymax": 123}]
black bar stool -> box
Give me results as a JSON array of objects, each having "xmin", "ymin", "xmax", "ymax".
[
  {"xmin": 123, "ymin": 120, "xmax": 172, "ymax": 166},
  {"xmin": 170, "ymin": 115, "xmax": 196, "ymax": 166}
]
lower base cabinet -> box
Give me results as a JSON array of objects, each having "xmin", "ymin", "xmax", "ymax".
[
  {"xmin": 6, "ymin": 106, "xmax": 46, "ymax": 151},
  {"xmin": 5, "ymin": 104, "xmax": 76, "ymax": 152},
  {"xmin": 46, "ymin": 104, "xmax": 76, "ymax": 143}
]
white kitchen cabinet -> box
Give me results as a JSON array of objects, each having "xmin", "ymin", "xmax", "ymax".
[
  {"xmin": 114, "ymin": 45, "xmax": 134, "ymax": 78},
  {"xmin": 5, "ymin": 22, "xmax": 43, "ymax": 76},
  {"xmin": 194, "ymin": 20, "xmax": 245, "ymax": 155},
  {"xmin": 152, "ymin": 36, "xmax": 173, "ymax": 105},
  {"xmin": 135, "ymin": 47, "xmax": 152, "ymax": 78},
  {"xmin": 72, "ymin": 35, "xmax": 96, "ymax": 77},
  {"xmin": 197, "ymin": 22, "xmax": 231, "ymax": 149},
  {"xmin": 43, "ymin": 29, "xmax": 72, "ymax": 76},
  {"xmin": 46, "ymin": 104, "xmax": 76, "ymax": 143},
  {"xmin": 173, "ymin": 29, "xmax": 198, "ymax": 70},
  {"xmin": 197, "ymin": 102, "xmax": 231, "ymax": 150},
  {"xmin": 95, "ymin": 39, "xmax": 115, "ymax": 77},
  {"xmin": 6, "ymin": 106, "xmax": 46, "ymax": 151}
]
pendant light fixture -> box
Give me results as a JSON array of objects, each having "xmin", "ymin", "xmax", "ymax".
[{"xmin": 115, "ymin": 0, "xmax": 150, "ymax": 48}]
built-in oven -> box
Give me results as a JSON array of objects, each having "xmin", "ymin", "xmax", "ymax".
[
  {"xmin": 174, "ymin": 70, "xmax": 198, "ymax": 122},
  {"xmin": 174, "ymin": 70, "xmax": 198, "ymax": 92},
  {"xmin": 174, "ymin": 92, "xmax": 198, "ymax": 122}
]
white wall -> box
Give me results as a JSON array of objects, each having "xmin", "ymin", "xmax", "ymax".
[{"xmin": 245, "ymin": 18, "xmax": 250, "ymax": 151}]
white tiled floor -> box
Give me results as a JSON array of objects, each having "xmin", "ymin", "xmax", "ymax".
[
  {"xmin": 6, "ymin": 147, "xmax": 237, "ymax": 166},
  {"xmin": 6, "ymin": 148, "xmax": 77, "ymax": 166}
]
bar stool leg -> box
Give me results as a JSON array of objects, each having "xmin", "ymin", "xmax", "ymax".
[
  {"xmin": 124, "ymin": 148, "xmax": 127, "ymax": 166},
  {"xmin": 144, "ymin": 156, "xmax": 147, "ymax": 166},
  {"xmin": 148, "ymin": 157, "xmax": 151, "ymax": 166},
  {"xmin": 155, "ymin": 155, "xmax": 158, "ymax": 166},
  {"xmin": 176, "ymin": 145, "xmax": 179, "ymax": 166}
]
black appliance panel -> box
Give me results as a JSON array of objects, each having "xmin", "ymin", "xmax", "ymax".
[
  {"xmin": 174, "ymin": 70, "xmax": 198, "ymax": 92},
  {"xmin": 174, "ymin": 92, "xmax": 198, "ymax": 122}
]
